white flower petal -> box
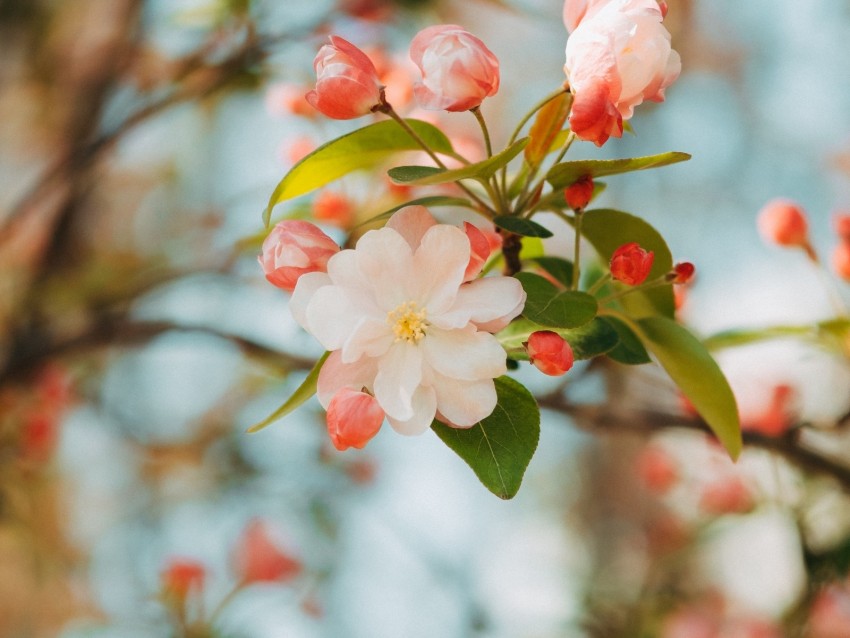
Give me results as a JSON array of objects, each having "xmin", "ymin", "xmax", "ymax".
[
  {"xmin": 341, "ymin": 317, "xmax": 394, "ymax": 363},
  {"xmin": 385, "ymin": 205, "xmax": 437, "ymax": 250},
  {"xmin": 316, "ymin": 351, "xmax": 378, "ymax": 408},
  {"xmin": 432, "ymin": 276, "xmax": 526, "ymax": 331},
  {"xmin": 432, "ymin": 373, "xmax": 497, "ymax": 427},
  {"xmin": 422, "ymin": 326, "xmax": 507, "ymax": 381},
  {"xmin": 387, "ymin": 385, "xmax": 437, "ymax": 435},
  {"xmin": 289, "ymin": 272, "xmax": 332, "ymax": 329},
  {"xmin": 355, "ymin": 227, "xmax": 415, "ymax": 309},
  {"xmin": 326, "ymin": 249, "xmax": 367, "ymax": 291},
  {"xmin": 306, "ymin": 285, "xmax": 379, "ymax": 351},
  {"xmin": 413, "ymin": 225, "xmax": 469, "ymax": 314},
  {"xmin": 373, "ymin": 342, "xmax": 423, "ymax": 421}
]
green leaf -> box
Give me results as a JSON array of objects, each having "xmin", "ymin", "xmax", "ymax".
[
  {"xmin": 432, "ymin": 376, "xmax": 540, "ymax": 499},
  {"xmin": 390, "ymin": 137, "xmax": 530, "ymax": 186},
  {"xmin": 353, "ymin": 196, "xmax": 473, "ymax": 230},
  {"xmin": 545, "ymin": 151, "xmax": 691, "ymax": 190},
  {"xmin": 263, "ymin": 119, "xmax": 454, "ymax": 225},
  {"xmin": 704, "ymin": 319, "xmax": 850, "ymax": 352},
  {"xmin": 633, "ymin": 316, "xmax": 741, "ymax": 459},
  {"xmin": 579, "ymin": 208, "xmax": 675, "ymax": 317},
  {"xmin": 247, "ymin": 352, "xmax": 330, "ymax": 433},
  {"xmin": 601, "ymin": 316, "xmax": 651, "ymax": 364},
  {"xmin": 497, "ymin": 317, "xmax": 618, "ymax": 360},
  {"xmin": 529, "ymin": 256, "xmax": 573, "ymax": 288},
  {"xmin": 387, "ymin": 165, "xmax": 444, "ymax": 183},
  {"xmin": 515, "ymin": 272, "xmax": 598, "ymax": 328},
  {"xmin": 493, "ymin": 216, "xmax": 553, "ymax": 238}
]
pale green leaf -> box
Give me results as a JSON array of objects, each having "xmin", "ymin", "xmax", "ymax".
[
  {"xmin": 247, "ymin": 352, "xmax": 329, "ymax": 433},
  {"xmin": 545, "ymin": 152, "xmax": 691, "ymax": 190}
]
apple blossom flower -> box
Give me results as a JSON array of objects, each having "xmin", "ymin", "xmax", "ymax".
[
  {"xmin": 757, "ymin": 198, "xmax": 810, "ymax": 248},
  {"xmin": 259, "ymin": 220, "xmax": 339, "ymax": 292},
  {"xmin": 809, "ymin": 585, "xmax": 850, "ymax": 638},
  {"xmin": 562, "ymin": 0, "xmax": 610, "ymax": 33},
  {"xmin": 306, "ymin": 36, "xmax": 384, "ymax": 120},
  {"xmin": 290, "ymin": 206, "xmax": 525, "ymax": 437},
  {"xmin": 610, "ymin": 242, "xmax": 654, "ymax": 285},
  {"xmin": 326, "ymin": 387, "xmax": 385, "ymax": 450},
  {"xmin": 526, "ymin": 330, "xmax": 574, "ymax": 376},
  {"xmin": 233, "ymin": 520, "xmax": 301, "ymax": 584},
  {"xmin": 410, "ymin": 25, "xmax": 500, "ymax": 112},
  {"xmin": 741, "ymin": 384, "xmax": 796, "ymax": 437},
  {"xmin": 564, "ymin": 0, "xmax": 681, "ymax": 146},
  {"xmin": 564, "ymin": 175, "xmax": 594, "ymax": 210},
  {"xmin": 698, "ymin": 475, "xmax": 753, "ymax": 515}
]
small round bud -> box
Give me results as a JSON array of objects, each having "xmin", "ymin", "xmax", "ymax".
[
  {"xmin": 669, "ymin": 261, "xmax": 695, "ymax": 284},
  {"xmin": 565, "ymin": 175, "xmax": 594, "ymax": 210},
  {"xmin": 526, "ymin": 330, "xmax": 574, "ymax": 376},
  {"xmin": 757, "ymin": 198, "xmax": 809, "ymax": 248},
  {"xmin": 610, "ymin": 242, "xmax": 654, "ymax": 286},
  {"xmin": 326, "ymin": 388, "xmax": 385, "ymax": 451}
]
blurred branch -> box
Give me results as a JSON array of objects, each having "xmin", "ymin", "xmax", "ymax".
[{"xmin": 538, "ymin": 393, "xmax": 850, "ymax": 492}]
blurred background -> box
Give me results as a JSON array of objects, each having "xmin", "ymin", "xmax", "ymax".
[{"xmin": 3, "ymin": 0, "xmax": 850, "ymax": 636}]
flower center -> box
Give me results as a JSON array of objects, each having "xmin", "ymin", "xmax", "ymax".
[{"xmin": 387, "ymin": 301, "xmax": 428, "ymax": 343}]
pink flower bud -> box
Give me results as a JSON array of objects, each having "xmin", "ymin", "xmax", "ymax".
[
  {"xmin": 636, "ymin": 445, "xmax": 678, "ymax": 494},
  {"xmin": 306, "ymin": 36, "xmax": 384, "ymax": 120},
  {"xmin": 234, "ymin": 520, "xmax": 301, "ymax": 584},
  {"xmin": 833, "ymin": 241, "xmax": 850, "ymax": 281},
  {"xmin": 610, "ymin": 242, "xmax": 654, "ymax": 286},
  {"xmin": 526, "ymin": 330, "xmax": 574, "ymax": 376},
  {"xmin": 313, "ymin": 191, "xmax": 354, "ymax": 228},
  {"xmin": 326, "ymin": 388, "xmax": 384, "ymax": 451},
  {"xmin": 834, "ymin": 211, "xmax": 850, "ymax": 241},
  {"xmin": 161, "ymin": 559, "xmax": 205, "ymax": 603},
  {"xmin": 463, "ymin": 222, "xmax": 491, "ymax": 281},
  {"xmin": 742, "ymin": 384, "xmax": 796, "ymax": 437},
  {"xmin": 756, "ymin": 198, "xmax": 809, "ymax": 248},
  {"xmin": 564, "ymin": 175, "xmax": 594, "ymax": 210},
  {"xmin": 259, "ymin": 220, "xmax": 339, "ymax": 292},
  {"xmin": 670, "ymin": 261, "xmax": 695, "ymax": 284},
  {"xmin": 409, "ymin": 24, "xmax": 500, "ymax": 112},
  {"xmin": 658, "ymin": 1, "xmax": 668, "ymax": 18}
]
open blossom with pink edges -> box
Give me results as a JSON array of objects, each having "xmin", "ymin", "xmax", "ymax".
[
  {"xmin": 564, "ymin": 0, "xmax": 680, "ymax": 146},
  {"xmin": 290, "ymin": 206, "xmax": 525, "ymax": 439},
  {"xmin": 410, "ymin": 24, "xmax": 500, "ymax": 112}
]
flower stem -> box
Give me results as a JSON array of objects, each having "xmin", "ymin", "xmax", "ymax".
[
  {"xmin": 471, "ymin": 106, "xmax": 493, "ymax": 158},
  {"xmin": 586, "ymin": 273, "xmax": 612, "ymax": 296},
  {"xmin": 381, "ymin": 103, "xmax": 495, "ymax": 216},
  {"xmin": 598, "ymin": 276, "xmax": 671, "ymax": 305},
  {"xmin": 515, "ymin": 130, "xmax": 576, "ymax": 217}
]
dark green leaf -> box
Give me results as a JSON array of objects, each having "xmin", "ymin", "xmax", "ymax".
[
  {"xmin": 601, "ymin": 316, "xmax": 651, "ymax": 364},
  {"xmin": 497, "ymin": 317, "xmax": 617, "ymax": 360},
  {"xmin": 263, "ymin": 119, "xmax": 454, "ymax": 225},
  {"xmin": 247, "ymin": 352, "xmax": 330, "ymax": 433},
  {"xmin": 545, "ymin": 152, "xmax": 691, "ymax": 190},
  {"xmin": 432, "ymin": 376, "xmax": 540, "ymax": 499},
  {"xmin": 494, "ymin": 216, "xmax": 553, "ymax": 238},
  {"xmin": 579, "ymin": 208, "xmax": 675, "ymax": 317},
  {"xmin": 529, "ymin": 256, "xmax": 573, "ymax": 288},
  {"xmin": 515, "ymin": 272, "xmax": 597, "ymax": 328},
  {"xmin": 393, "ymin": 137, "xmax": 530, "ymax": 186},
  {"xmin": 633, "ymin": 316, "xmax": 741, "ymax": 459}
]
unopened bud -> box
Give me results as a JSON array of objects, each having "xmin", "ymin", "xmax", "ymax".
[
  {"xmin": 326, "ymin": 387, "xmax": 384, "ymax": 451},
  {"xmin": 668, "ymin": 261, "xmax": 695, "ymax": 284},
  {"xmin": 610, "ymin": 242, "xmax": 654, "ymax": 286},
  {"xmin": 564, "ymin": 175, "xmax": 594, "ymax": 210},
  {"xmin": 757, "ymin": 198, "xmax": 809, "ymax": 248},
  {"xmin": 526, "ymin": 330, "xmax": 574, "ymax": 376}
]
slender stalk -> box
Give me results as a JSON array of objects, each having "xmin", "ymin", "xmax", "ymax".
[
  {"xmin": 471, "ymin": 106, "xmax": 493, "ymax": 158},
  {"xmin": 515, "ymin": 130, "xmax": 577, "ymax": 216},
  {"xmin": 381, "ymin": 103, "xmax": 495, "ymax": 216},
  {"xmin": 586, "ymin": 273, "xmax": 612, "ymax": 296},
  {"xmin": 598, "ymin": 276, "xmax": 671, "ymax": 305}
]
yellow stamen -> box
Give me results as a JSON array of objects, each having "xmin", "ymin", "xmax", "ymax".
[{"xmin": 387, "ymin": 301, "xmax": 428, "ymax": 343}]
